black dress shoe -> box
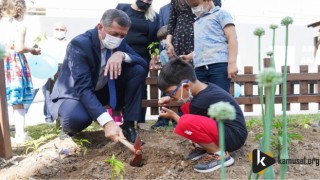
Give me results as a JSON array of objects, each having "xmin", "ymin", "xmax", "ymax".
[
  {"xmin": 122, "ymin": 126, "xmax": 137, "ymax": 143},
  {"xmin": 171, "ymin": 120, "xmax": 177, "ymax": 128},
  {"xmin": 151, "ymin": 117, "xmax": 170, "ymax": 129}
]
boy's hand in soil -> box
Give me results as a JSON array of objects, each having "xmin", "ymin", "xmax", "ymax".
[
  {"xmin": 103, "ymin": 121, "xmax": 125, "ymax": 142},
  {"xmin": 158, "ymin": 96, "xmax": 171, "ymax": 106},
  {"xmin": 159, "ymin": 107, "xmax": 179, "ymax": 122}
]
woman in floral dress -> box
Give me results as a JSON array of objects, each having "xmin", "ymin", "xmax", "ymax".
[{"xmin": 166, "ymin": 0, "xmax": 196, "ymax": 58}]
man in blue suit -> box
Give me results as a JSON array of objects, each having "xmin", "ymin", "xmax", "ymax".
[
  {"xmin": 159, "ymin": 3, "xmax": 171, "ymax": 27},
  {"xmin": 50, "ymin": 9, "xmax": 148, "ymax": 143}
]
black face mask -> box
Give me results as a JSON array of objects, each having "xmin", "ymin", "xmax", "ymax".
[{"xmin": 136, "ymin": 0, "xmax": 151, "ymax": 11}]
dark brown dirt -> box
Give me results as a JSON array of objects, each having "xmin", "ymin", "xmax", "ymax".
[{"xmin": 1, "ymin": 125, "xmax": 320, "ymax": 179}]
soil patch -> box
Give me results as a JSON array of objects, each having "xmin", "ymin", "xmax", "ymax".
[{"xmin": 1, "ymin": 126, "xmax": 320, "ymax": 179}]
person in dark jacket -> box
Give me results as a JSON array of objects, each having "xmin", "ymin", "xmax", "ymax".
[
  {"xmin": 116, "ymin": 0, "xmax": 160, "ymax": 130},
  {"xmin": 50, "ymin": 9, "xmax": 147, "ymax": 143}
]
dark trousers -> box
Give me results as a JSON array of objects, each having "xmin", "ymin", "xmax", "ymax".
[
  {"xmin": 56, "ymin": 64, "xmax": 147, "ymax": 133},
  {"xmin": 195, "ymin": 63, "xmax": 230, "ymax": 93}
]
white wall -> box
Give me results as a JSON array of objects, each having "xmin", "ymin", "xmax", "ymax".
[{"xmin": 24, "ymin": 0, "xmax": 319, "ymax": 73}]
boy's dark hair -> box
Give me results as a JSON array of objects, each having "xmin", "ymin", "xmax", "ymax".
[
  {"xmin": 156, "ymin": 25, "xmax": 168, "ymax": 40},
  {"xmin": 158, "ymin": 57, "xmax": 197, "ymax": 92}
]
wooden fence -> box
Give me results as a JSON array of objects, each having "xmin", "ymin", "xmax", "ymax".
[
  {"xmin": 142, "ymin": 58, "xmax": 320, "ymax": 115},
  {"xmin": 2, "ymin": 58, "xmax": 320, "ymax": 158}
]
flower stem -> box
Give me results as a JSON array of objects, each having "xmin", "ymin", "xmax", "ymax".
[
  {"xmin": 280, "ymin": 25, "xmax": 290, "ymax": 180},
  {"xmin": 218, "ymin": 120, "xmax": 226, "ymax": 180},
  {"xmin": 271, "ymin": 30, "xmax": 276, "ymax": 68},
  {"xmin": 263, "ymin": 87, "xmax": 275, "ymax": 179}
]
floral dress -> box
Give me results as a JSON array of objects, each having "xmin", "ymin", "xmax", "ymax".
[
  {"xmin": 167, "ymin": 0, "xmax": 196, "ymax": 56},
  {"xmin": 0, "ymin": 17, "xmax": 33, "ymax": 105}
]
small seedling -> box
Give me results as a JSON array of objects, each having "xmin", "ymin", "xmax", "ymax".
[
  {"xmin": 73, "ymin": 138, "xmax": 91, "ymax": 156},
  {"xmin": 147, "ymin": 42, "xmax": 160, "ymax": 59},
  {"xmin": 104, "ymin": 154, "xmax": 125, "ymax": 180},
  {"xmin": 255, "ymin": 120, "xmax": 302, "ymax": 158},
  {"xmin": 33, "ymin": 32, "xmax": 47, "ymax": 47},
  {"xmin": 25, "ymin": 139, "xmax": 46, "ymax": 154}
]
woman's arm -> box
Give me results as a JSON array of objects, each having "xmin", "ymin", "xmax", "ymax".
[{"xmin": 15, "ymin": 23, "xmax": 41, "ymax": 55}]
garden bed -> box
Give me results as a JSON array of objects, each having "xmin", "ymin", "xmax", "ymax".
[{"xmin": 0, "ymin": 120, "xmax": 320, "ymax": 179}]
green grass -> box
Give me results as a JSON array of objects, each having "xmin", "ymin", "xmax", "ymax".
[
  {"xmin": 245, "ymin": 113, "xmax": 320, "ymax": 130},
  {"xmin": 25, "ymin": 123, "xmax": 60, "ymax": 141}
]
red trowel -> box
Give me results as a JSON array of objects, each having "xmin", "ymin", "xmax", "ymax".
[{"xmin": 118, "ymin": 134, "xmax": 142, "ymax": 167}]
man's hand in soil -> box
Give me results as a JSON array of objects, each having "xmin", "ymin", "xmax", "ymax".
[{"xmin": 103, "ymin": 121, "xmax": 125, "ymax": 142}]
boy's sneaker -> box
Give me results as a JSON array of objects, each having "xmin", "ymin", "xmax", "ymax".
[
  {"xmin": 193, "ymin": 151, "xmax": 234, "ymax": 173},
  {"xmin": 185, "ymin": 147, "xmax": 207, "ymax": 160}
]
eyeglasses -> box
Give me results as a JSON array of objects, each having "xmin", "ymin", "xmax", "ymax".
[{"xmin": 162, "ymin": 80, "xmax": 189, "ymax": 98}]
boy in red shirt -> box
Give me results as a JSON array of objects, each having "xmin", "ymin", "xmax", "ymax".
[{"xmin": 158, "ymin": 58, "xmax": 247, "ymax": 172}]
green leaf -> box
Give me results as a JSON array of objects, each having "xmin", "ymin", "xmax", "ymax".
[
  {"xmin": 254, "ymin": 133, "xmax": 263, "ymax": 141},
  {"xmin": 288, "ymin": 133, "xmax": 302, "ymax": 140}
]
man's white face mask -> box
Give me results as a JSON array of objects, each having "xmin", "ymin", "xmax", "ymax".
[
  {"xmin": 54, "ymin": 31, "xmax": 66, "ymax": 40},
  {"xmin": 102, "ymin": 33, "xmax": 123, "ymax": 50}
]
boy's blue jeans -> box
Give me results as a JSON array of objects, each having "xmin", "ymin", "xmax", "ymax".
[{"xmin": 195, "ymin": 62, "xmax": 230, "ymax": 93}]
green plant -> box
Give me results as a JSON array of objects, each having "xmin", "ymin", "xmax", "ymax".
[
  {"xmin": 269, "ymin": 24, "xmax": 278, "ymax": 68},
  {"xmin": 25, "ymin": 139, "xmax": 46, "ymax": 154},
  {"xmin": 255, "ymin": 121, "xmax": 302, "ymax": 158},
  {"xmin": 33, "ymin": 32, "xmax": 47, "ymax": 46},
  {"xmin": 147, "ymin": 42, "xmax": 159, "ymax": 59},
  {"xmin": 256, "ymin": 67, "xmax": 282, "ymax": 179},
  {"xmin": 271, "ymin": 121, "xmax": 302, "ymax": 158},
  {"xmin": 290, "ymin": 114, "xmax": 314, "ymax": 128},
  {"xmin": 253, "ymin": 28, "xmax": 266, "ymax": 157},
  {"xmin": 25, "ymin": 124, "xmax": 60, "ymax": 141},
  {"xmin": 208, "ymin": 101, "xmax": 236, "ymax": 180},
  {"xmin": 104, "ymin": 154, "xmax": 125, "ymax": 180},
  {"xmin": 73, "ymin": 138, "xmax": 91, "ymax": 156},
  {"xmin": 280, "ymin": 16, "xmax": 294, "ymax": 180}
]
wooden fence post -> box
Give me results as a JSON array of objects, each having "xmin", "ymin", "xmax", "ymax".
[
  {"xmin": 300, "ymin": 65, "xmax": 309, "ymax": 110},
  {"xmin": 149, "ymin": 69, "xmax": 159, "ymax": 115},
  {"xmin": 0, "ymin": 58, "xmax": 12, "ymax": 159},
  {"xmin": 318, "ymin": 65, "xmax": 320, "ymax": 110},
  {"xmin": 244, "ymin": 66, "xmax": 253, "ymax": 112}
]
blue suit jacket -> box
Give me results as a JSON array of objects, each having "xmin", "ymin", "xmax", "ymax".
[
  {"xmin": 50, "ymin": 26, "xmax": 147, "ymax": 120},
  {"xmin": 159, "ymin": 3, "xmax": 171, "ymax": 26}
]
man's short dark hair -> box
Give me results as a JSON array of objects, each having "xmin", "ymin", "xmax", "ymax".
[
  {"xmin": 157, "ymin": 57, "xmax": 197, "ymax": 92},
  {"xmin": 101, "ymin": 9, "xmax": 131, "ymax": 28}
]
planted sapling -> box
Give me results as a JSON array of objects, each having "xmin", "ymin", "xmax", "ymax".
[{"xmin": 104, "ymin": 154, "xmax": 125, "ymax": 180}]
